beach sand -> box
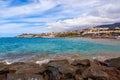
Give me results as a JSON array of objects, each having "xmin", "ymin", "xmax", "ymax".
[{"xmin": 78, "ymin": 37, "xmax": 120, "ymax": 46}]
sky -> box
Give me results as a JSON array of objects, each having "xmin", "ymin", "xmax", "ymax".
[{"xmin": 0, "ymin": 0, "xmax": 120, "ymax": 37}]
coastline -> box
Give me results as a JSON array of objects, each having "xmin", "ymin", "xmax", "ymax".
[
  {"xmin": 0, "ymin": 37, "xmax": 120, "ymax": 64},
  {"xmin": 1, "ymin": 53, "xmax": 119, "ymax": 65},
  {"xmin": 0, "ymin": 37, "xmax": 120, "ymax": 79},
  {"xmin": 73, "ymin": 37, "xmax": 120, "ymax": 46}
]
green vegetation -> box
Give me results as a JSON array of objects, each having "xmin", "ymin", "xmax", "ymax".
[{"xmin": 55, "ymin": 32, "xmax": 83, "ymax": 37}]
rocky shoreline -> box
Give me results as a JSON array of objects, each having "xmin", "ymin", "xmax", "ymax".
[{"xmin": 0, "ymin": 57, "xmax": 120, "ymax": 80}]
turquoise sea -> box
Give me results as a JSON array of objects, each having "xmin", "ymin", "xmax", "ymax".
[{"xmin": 0, "ymin": 38, "xmax": 120, "ymax": 61}]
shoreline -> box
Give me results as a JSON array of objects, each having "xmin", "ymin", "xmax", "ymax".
[
  {"xmin": 0, "ymin": 37, "xmax": 120, "ymax": 64},
  {"xmin": 1, "ymin": 53, "xmax": 119, "ymax": 65},
  {"xmin": 75, "ymin": 37, "xmax": 120, "ymax": 46}
]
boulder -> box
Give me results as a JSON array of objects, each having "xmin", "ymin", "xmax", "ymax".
[
  {"xmin": 8, "ymin": 62, "xmax": 40, "ymax": 73},
  {"xmin": 47, "ymin": 66, "xmax": 60, "ymax": 80},
  {"xmin": 82, "ymin": 66, "xmax": 109, "ymax": 80},
  {"xmin": 71, "ymin": 59, "xmax": 90, "ymax": 66},
  {"xmin": 0, "ymin": 57, "xmax": 119, "ymax": 80},
  {"xmin": 82, "ymin": 61, "xmax": 109, "ymax": 80},
  {"xmin": 0, "ymin": 63, "xmax": 9, "ymax": 80},
  {"xmin": 71, "ymin": 59, "xmax": 90, "ymax": 75},
  {"xmin": 93, "ymin": 59, "xmax": 108, "ymax": 66},
  {"xmin": 83, "ymin": 60, "xmax": 120, "ymax": 80},
  {"xmin": 0, "ymin": 74, "xmax": 6, "ymax": 80},
  {"xmin": 45, "ymin": 59, "xmax": 77, "ymax": 80},
  {"xmin": 0, "ymin": 63, "xmax": 9, "ymax": 74},
  {"xmin": 15, "ymin": 67, "xmax": 46, "ymax": 74},
  {"xmin": 104, "ymin": 57, "xmax": 120, "ymax": 70},
  {"xmin": 47, "ymin": 59, "xmax": 70, "ymax": 68},
  {"xmin": 103, "ymin": 67, "xmax": 120, "ymax": 80},
  {"xmin": 75, "ymin": 75, "xmax": 84, "ymax": 80},
  {"xmin": 7, "ymin": 74, "xmax": 44, "ymax": 80}
]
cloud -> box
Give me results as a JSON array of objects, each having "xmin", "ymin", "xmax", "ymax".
[
  {"xmin": 47, "ymin": 14, "xmax": 120, "ymax": 31},
  {"xmin": 0, "ymin": 0, "xmax": 120, "ymax": 36},
  {"xmin": 0, "ymin": 22, "xmax": 49, "ymax": 34},
  {"xmin": 46, "ymin": 0, "xmax": 120, "ymax": 31},
  {"xmin": 0, "ymin": 0, "xmax": 58, "ymax": 18}
]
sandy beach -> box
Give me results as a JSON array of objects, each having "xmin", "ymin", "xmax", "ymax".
[{"xmin": 77, "ymin": 37, "xmax": 120, "ymax": 46}]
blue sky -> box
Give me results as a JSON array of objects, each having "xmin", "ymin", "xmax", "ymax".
[{"xmin": 0, "ymin": 0, "xmax": 120, "ymax": 37}]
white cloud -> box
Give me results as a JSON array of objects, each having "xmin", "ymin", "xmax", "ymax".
[
  {"xmin": 46, "ymin": 0, "xmax": 120, "ymax": 31},
  {"xmin": 0, "ymin": 0, "xmax": 58, "ymax": 18},
  {"xmin": 47, "ymin": 14, "xmax": 120, "ymax": 31},
  {"xmin": 0, "ymin": 0, "xmax": 120, "ymax": 36},
  {"xmin": 0, "ymin": 23, "xmax": 48, "ymax": 33}
]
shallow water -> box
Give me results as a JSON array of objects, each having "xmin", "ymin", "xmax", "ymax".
[{"xmin": 0, "ymin": 38, "xmax": 120, "ymax": 61}]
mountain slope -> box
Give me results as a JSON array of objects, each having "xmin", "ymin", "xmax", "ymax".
[{"xmin": 96, "ymin": 23, "xmax": 120, "ymax": 28}]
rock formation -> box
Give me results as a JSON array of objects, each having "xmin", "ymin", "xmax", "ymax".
[{"xmin": 0, "ymin": 57, "xmax": 120, "ymax": 80}]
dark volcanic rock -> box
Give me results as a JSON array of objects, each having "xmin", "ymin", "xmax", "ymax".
[
  {"xmin": 71, "ymin": 59, "xmax": 90, "ymax": 66},
  {"xmin": 82, "ymin": 61, "xmax": 109, "ymax": 80},
  {"xmin": 0, "ymin": 63, "xmax": 9, "ymax": 80},
  {"xmin": 0, "ymin": 63, "xmax": 9, "ymax": 74},
  {"xmin": 103, "ymin": 67, "xmax": 120, "ymax": 80},
  {"xmin": 104, "ymin": 57, "xmax": 120, "ymax": 70},
  {"xmin": 0, "ymin": 57, "xmax": 120, "ymax": 80},
  {"xmin": 47, "ymin": 59, "xmax": 70, "ymax": 68},
  {"xmin": 8, "ymin": 62, "xmax": 40, "ymax": 73},
  {"xmin": 45, "ymin": 59, "xmax": 77, "ymax": 80},
  {"xmin": 0, "ymin": 74, "xmax": 6, "ymax": 80},
  {"xmin": 83, "ymin": 61, "xmax": 120, "ymax": 80},
  {"xmin": 46, "ymin": 59, "xmax": 74, "ymax": 75},
  {"xmin": 71, "ymin": 59, "xmax": 90, "ymax": 75},
  {"xmin": 93, "ymin": 59, "xmax": 108, "ymax": 67},
  {"xmin": 7, "ymin": 74, "xmax": 44, "ymax": 80},
  {"xmin": 15, "ymin": 67, "xmax": 46, "ymax": 74}
]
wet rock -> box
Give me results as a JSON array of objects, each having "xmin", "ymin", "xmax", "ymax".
[
  {"xmin": 7, "ymin": 73, "xmax": 25, "ymax": 80},
  {"xmin": 71, "ymin": 59, "xmax": 90, "ymax": 75},
  {"xmin": 0, "ymin": 63, "xmax": 6, "ymax": 67},
  {"xmin": 83, "ymin": 60, "xmax": 120, "ymax": 80},
  {"xmin": 58, "ymin": 63, "xmax": 76, "ymax": 74},
  {"xmin": 0, "ymin": 74, "xmax": 6, "ymax": 80},
  {"xmin": 0, "ymin": 57, "xmax": 120, "ymax": 80},
  {"xmin": 82, "ymin": 61, "xmax": 109, "ymax": 80},
  {"xmin": 8, "ymin": 62, "xmax": 40, "ymax": 73},
  {"xmin": 25, "ymin": 74, "xmax": 44, "ymax": 80},
  {"xmin": 47, "ymin": 67, "xmax": 60, "ymax": 80},
  {"xmin": 104, "ymin": 57, "xmax": 120, "ymax": 70},
  {"xmin": 103, "ymin": 67, "xmax": 120, "ymax": 80},
  {"xmin": 93, "ymin": 59, "xmax": 108, "ymax": 66},
  {"xmin": 75, "ymin": 75, "xmax": 84, "ymax": 80},
  {"xmin": 7, "ymin": 74, "xmax": 44, "ymax": 80},
  {"xmin": 47, "ymin": 59, "xmax": 70, "ymax": 68},
  {"xmin": 88, "ymin": 78, "xmax": 93, "ymax": 80},
  {"xmin": 0, "ymin": 63, "xmax": 9, "ymax": 80},
  {"xmin": 71, "ymin": 59, "xmax": 90, "ymax": 66},
  {"xmin": 15, "ymin": 67, "xmax": 45, "ymax": 74},
  {"xmin": 45, "ymin": 59, "xmax": 77, "ymax": 80},
  {"xmin": 82, "ymin": 66, "xmax": 109, "ymax": 80},
  {"xmin": 0, "ymin": 63, "xmax": 9, "ymax": 74},
  {"xmin": 47, "ymin": 59, "xmax": 76, "ymax": 75}
]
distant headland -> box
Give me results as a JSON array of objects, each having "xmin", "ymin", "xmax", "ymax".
[{"xmin": 16, "ymin": 23, "xmax": 120, "ymax": 39}]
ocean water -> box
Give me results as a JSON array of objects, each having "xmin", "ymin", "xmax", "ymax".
[{"xmin": 0, "ymin": 38, "xmax": 120, "ymax": 61}]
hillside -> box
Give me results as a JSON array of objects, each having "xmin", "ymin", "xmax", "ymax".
[{"xmin": 96, "ymin": 23, "xmax": 120, "ymax": 28}]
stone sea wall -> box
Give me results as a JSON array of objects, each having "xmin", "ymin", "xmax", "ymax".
[{"xmin": 0, "ymin": 57, "xmax": 120, "ymax": 80}]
